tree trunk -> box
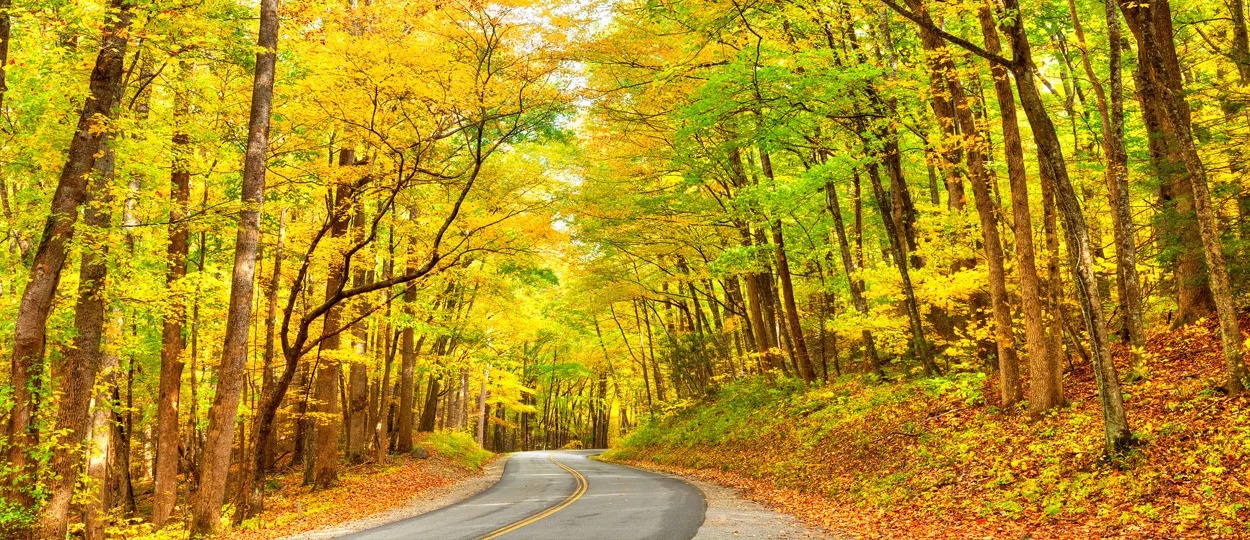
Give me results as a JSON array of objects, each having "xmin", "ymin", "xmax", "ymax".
[
  {"xmin": 396, "ymin": 284, "xmax": 419, "ymax": 452},
  {"xmin": 83, "ymin": 346, "xmax": 118, "ymax": 540},
  {"xmin": 1119, "ymin": 0, "xmax": 1248, "ymax": 391},
  {"xmin": 347, "ymin": 198, "xmax": 371, "ymax": 463},
  {"xmin": 770, "ymin": 220, "xmax": 815, "ymax": 382},
  {"xmin": 188, "ymin": 0, "xmax": 276, "ymax": 530},
  {"xmin": 312, "ymin": 150, "xmax": 357, "ymax": 488},
  {"xmin": 3, "ymin": 0, "xmax": 131, "ymax": 511},
  {"xmin": 977, "ymin": 8, "xmax": 1056, "ymax": 414},
  {"xmin": 152, "ymin": 86, "xmax": 192, "ymax": 528},
  {"xmin": 914, "ymin": 4, "xmax": 1019, "ymax": 401},
  {"xmin": 866, "ymin": 161, "xmax": 935, "ymax": 374},
  {"xmin": 822, "ymin": 173, "xmax": 882, "ymax": 374},
  {"xmin": 1004, "ymin": 2, "xmax": 1132, "ymax": 451},
  {"xmin": 476, "ymin": 366, "xmax": 490, "ymax": 444},
  {"xmin": 1065, "ymin": 0, "xmax": 1147, "ymax": 368},
  {"xmin": 259, "ymin": 208, "xmax": 286, "ymax": 471},
  {"xmin": 38, "ymin": 138, "xmax": 116, "ymax": 539},
  {"xmin": 907, "ymin": 0, "xmax": 965, "ymax": 213}
]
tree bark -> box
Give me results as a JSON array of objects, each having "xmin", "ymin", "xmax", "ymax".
[
  {"xmin": 396, "ymin": 283, "xmax": 419, "ymax": 452},
  {"xmin": 770, "ymin": 219, "xmax": 815, "ymax": 382},
  {"xmin": 476, "ymin": 365, "xmax": 490, "ymax": 444},
  {"xmin": 977, "ymin": 8, "xmax": 1056, "ymax": 414},
  {"xmin": 2, "ymin": 0, "xmax": 131, "ymax": 511},
  {"xmin": 38, "ymin": 138, "xmax": 116, "ymax": 539},
  {"xmin": 188, "ymin": 0, "xmax": 277, "ymax": 530},
  {"xmin": 346, "ymin": 198, "xmax": 371, "ymax": 463},
  {"xmin": 865, "ymin": 161, "xmax": 935, "ymax": 374},
  {"xmin": 1066, "ymin": 0, "xmax": 1147, "ymax": 368},
  {"xmin": 822, "ymin": 172, "xmax": 882, "ymax": 374},
  {"xmin": 914, "ymin": 3, "xmax": 1019, "ymax": 401},
  {"xmin": 312, "ymin": 149, "xmax": 358, "ymax": 488},
  {"xmin": 152, "ymin": 84, "xmax": 193, "ymax": 528},
  {"xmin": 1002, "ymin": 1, "xmax": 1132, "ymax": 451},
  {"xmin": 1119, "ymin": 0, "xmax": 1248, "ymax": 391}
]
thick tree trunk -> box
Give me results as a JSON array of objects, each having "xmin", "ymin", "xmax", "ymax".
[
  {"xmin": 418, "ymin": 334, "xmax": 449, "ymax": 433},
  {"xmin": 347, "ymin": 198, "xmax": 371, "ymax": 463},
  {"xmin": 152, "ymin": 88, "xmax": 192, "ymax": 528},
  {"xmin": 38, "ymin": 139, "xmax": 116, "ymax": 539},
  {"xmin": 1113, "ymin": 0, "xmax": 1211, "ymax": 327},
  {"xmin": 954, "ymin": 99, "xmax": 1021, "ymax": 405},
  {"xmin": 977, "ymin": 8, "xmax": 1056, "ymax": 414},
  {"xmin": 3, "ymin": 0, "xmax": 131, "ymax": 511},
  {"xmin": 396, "ymin": 284, "xmax": 419, "ymax": 452},
  {"xmin": 312, "ymin": 151, "xmax": 357, "ymax": 488},
  {"xmin": 1119, "ymin": 0, "xmax": 1248, "ymax": 391},
  {"xmin": 188, "ymin": 0, "xmax": 277, "ymax": 530}
]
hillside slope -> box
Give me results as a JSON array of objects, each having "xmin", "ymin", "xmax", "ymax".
[{"xmin": 604, "ymin": 320, "xmax": 1250, "ymax": 538}]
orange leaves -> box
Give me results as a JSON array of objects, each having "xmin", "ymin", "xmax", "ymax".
[
  {"xmin": 222, "ymin": 453, "xmax": 493, "ymax": 540},
  {"xmin": 608, "ymin": 316, "xmax": 1250, "ymax": 538}
]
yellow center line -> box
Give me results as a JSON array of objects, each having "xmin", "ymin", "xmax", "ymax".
[{"xmin": 481, "ymin": 455, "xmax": 590, "ymax": 540}]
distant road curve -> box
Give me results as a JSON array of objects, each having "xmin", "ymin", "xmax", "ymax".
[{"xmin": 340, "ymin": 450, "xmax": 706, "ymax": 540}]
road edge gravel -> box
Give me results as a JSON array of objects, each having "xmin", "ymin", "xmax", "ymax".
[{"xmin": 280, "ymin": 456, "xmax": 508, "ymax": 540}]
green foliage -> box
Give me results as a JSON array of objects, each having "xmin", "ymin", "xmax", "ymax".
[
  {"xmin": 0, "ymin": 497, "xmax": 37, "ymax": 539},
  {"xmin": 420, "ymin": 431, "xmax": 493, "ymax": 470}
]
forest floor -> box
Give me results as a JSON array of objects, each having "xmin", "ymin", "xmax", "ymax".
[
  {"xmin": 127, "ymin": 432, "xmax": 497, "ymax": 540},
  {"xmin": 603, "ymin": 316, "xmax": 1250, "ymax": 539}
]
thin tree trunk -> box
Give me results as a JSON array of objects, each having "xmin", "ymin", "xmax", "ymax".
[
  {"xmin": 1066, "ymin": 0, "xmax": 1147, "ymax": 368},
  {"xmin": 188, "ymin": 0, "xmax": 277, "ymax": 530},
  {"xmin": 771, "ymin": 220, "xmax": 816, "ymax": 382},
  {"xmin": 1002, "ymin": 1, "xmax": 1132, "ymax": 451},
  {"xmin": 822, "ymin": 174, "xmax": 882, "ymax": 375},
  {"xmin": 259, "ymin": 208, "xmax": 286, "ymax": 470},
  {"xmin": 84, "ymin": 346, "xmax": 118, "ymax": 540},
  {"xmin": 152, "ymin": 85, "xmax": 193, "ymax": 528},
  {"xmin": 865, "ymin": 160, "xmax": 935, "ymax": 374},
  {"xmin": 476, "ymin": 365, "xmax": 490, "ymax": 444}
]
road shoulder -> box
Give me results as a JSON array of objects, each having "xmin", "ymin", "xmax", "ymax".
[
  {"xmin": 281, "ymin": 456, "xmax": 507, "ymax": 540},
  {"xmin": 606, "ymin": 459, "xmax": 840, "ymax": 540}
]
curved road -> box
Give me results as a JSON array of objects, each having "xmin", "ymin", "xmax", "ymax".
[{"xmin": 340, "ymin": 450, "xmax": 705, "ymax": 540}]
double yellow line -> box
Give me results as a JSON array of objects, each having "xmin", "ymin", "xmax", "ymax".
[{"xmin": 481, "ymin": 455, "xmax": 590, "ymax": 540}]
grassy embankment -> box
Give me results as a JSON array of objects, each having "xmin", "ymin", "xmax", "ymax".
[
  {"xmin": 604, "ymin": 319, "xmax": 1250, "ymax": 538},
  {"xmin": 126, "ymin": 431, "xmax": 493, "ymax": 540}
]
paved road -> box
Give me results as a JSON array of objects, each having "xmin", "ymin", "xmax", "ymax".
[{"xmin": 340, "ymin": 450, "xmax": 705, "ymax": 540}]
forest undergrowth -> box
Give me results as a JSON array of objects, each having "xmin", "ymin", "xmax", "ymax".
[{"xmin": 605, "ymin": 317, "xmax": 1250, "ymax": 538}]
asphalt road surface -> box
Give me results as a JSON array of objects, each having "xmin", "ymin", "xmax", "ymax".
[{"xmin": 340, "ymin": 450, "xmax": 705, "ymax": 540}]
